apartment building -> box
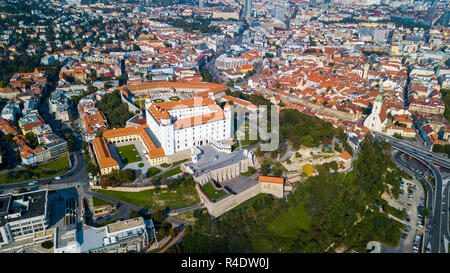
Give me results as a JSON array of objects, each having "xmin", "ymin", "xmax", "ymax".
[{"xmin": 0, "ymin": 189, "xmax": 49, "ymax": 248}]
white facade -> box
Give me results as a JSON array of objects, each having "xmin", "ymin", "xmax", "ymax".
[
  {"xmin": 146, "ymin": 97, "xmax": 232, "ymax": 155},
  {"xmin": 363, "ymin": 85, "xmax": 387, "ymax": 132},
  {"xmin": 0, "ymin": 190, "xmax": 49, "ymax": 248}
]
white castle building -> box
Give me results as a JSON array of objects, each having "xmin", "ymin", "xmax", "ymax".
[
  {"xmin": 363, "ymin": 83, "xmax": 387, "ymax": 133},
  {"xmin": 145, "ymin": 94, "xmax": 232, "ymax": 155}
]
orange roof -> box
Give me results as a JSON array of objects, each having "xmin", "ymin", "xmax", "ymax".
[
  {"xmin": 174, "ymin": 111, "xmax": 225, "ymax": 130},
  {"xmin": 118, "ymin": 81, "xmax": 226, "ymax": 96},
  {"xmin": 236, "ymin": 64, "xmax": 254, "ymax": 71},
  {"xmin": 148, "ymin": 97, "xmax": 220, "ymax": 125},
  {"xmin": 102, "ymin": 124, "xmax": 165, "ymax": 159},
  {"xmin": 222, "ymin": 95, "xmax": 257, "ymax": 109},
  {"xmin": 339, "ymin": 151, "xmax": 352, "ymax": 160},
  {"xmin": 161, "ymin": 109, "xmax": 170, "ymax": 119},
  {"xmin": 259, "ymin": 176, "xmax": 284, "ymax": 184},
  {"xmin": 91, "ymin": 137, "xmax": 119, "ymax": 169}
]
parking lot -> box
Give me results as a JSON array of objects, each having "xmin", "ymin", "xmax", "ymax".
[{"xmin": 382, "ymin": 177, "xmax": 426, "ymax": 253}]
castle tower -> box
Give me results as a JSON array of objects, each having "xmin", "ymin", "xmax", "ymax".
[{"xmin": 161, "ymin": 109, "xmax": 171, "ymax": 126}]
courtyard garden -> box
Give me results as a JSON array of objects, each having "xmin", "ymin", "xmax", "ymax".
[
  {"xmin": 116, "ymin": 144, "xmax": 142, "ymax": 164},
  {"xmin": 200, "ymin": 182, "xmax": 227, "ymax": 201}
]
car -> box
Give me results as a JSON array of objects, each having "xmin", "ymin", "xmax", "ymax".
[
  {"xmin": 406, "ymin": 217, "xmax": 411, "ymax": 222},
  {"xmin": 27, "ymin": 182, "xmax": 35, "ymax": 186},
  {"xmin": 407, "ymin": 203, "xmax": 412, "ymax": 207},
  {"xmin": 54, "ymin": 176, "xmax": 61, "ymax": 181}
]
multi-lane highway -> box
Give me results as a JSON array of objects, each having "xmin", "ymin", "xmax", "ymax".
[
  {"xmin": 375, "ymin": 133, "xmax": 449, "ymax": 253},
  {"xmin": 375, "ymin": 132, "xmax": 450, "ymax": 169}
]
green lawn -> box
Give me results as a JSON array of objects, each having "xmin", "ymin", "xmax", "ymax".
[
  {"xmin": 155, "ymin": 166, "xmax": 182, "ymax": 181},
  {"xmin": 267, "ymin": 200, "xmax": 311, "ymax": 239},
  {"xmin": 241, "ymin": 167, "xmax": 257, "ymax": 177},
  {"xmin": 41, "ymin": 156, "xmax": 70, "ymax": 170},
  {"xmin": 0, "ymin": 155, "xmax": 70, "ymax": 184},
  {"xmin": 92, "ymin": 196, "xmax": 116, "ymax": 208},
  {"xmin": 97, "ymin": 184, "xmax": 200, "ymax": 210},
  {"xmin": 200, "ymin": 182, "xmax": 227, "ymax": 201},
  {"xmin": 146, "ymin": 167, "xmax": 161, "ymax": 178},
  {"xmin": 227, "ymin": 193, "xmax": 271, "ymax": 213},
  {"xmin": 171, "ymin": 159, "xmax": 188, "ymax": 166},
  {"xmin": 241, "ymin": 139, "xmax": 259, "ymax": 149},
  {"xmin": 116, "ymin": 144, "xmax": 142, "ymax": 164}
]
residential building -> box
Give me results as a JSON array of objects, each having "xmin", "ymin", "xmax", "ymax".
[{"xmin": 0, "ymin": 189, "xmax": 49, "ymax": 248}]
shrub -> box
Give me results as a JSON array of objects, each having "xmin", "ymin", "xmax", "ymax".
[
  {"xmin": 138, "ymin": 163, "xmax": 144, "ymax": 168},
  {"xmin": 302, "ymin": 164, "xmax": 315, "ymax": 176}
]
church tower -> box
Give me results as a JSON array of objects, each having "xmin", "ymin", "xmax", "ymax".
[{"xmin": 363, "ymin": 81, "xmax": 387, "ymax": 132}]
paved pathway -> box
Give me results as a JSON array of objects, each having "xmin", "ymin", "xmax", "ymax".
[{"xmin": 158, "ymin": 229, "xmax": 184, "ymax": 253}]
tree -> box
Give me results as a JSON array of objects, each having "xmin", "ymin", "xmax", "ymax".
[
  {"xmin": 100, "ymin": 175, "xmax": 118, "ymax": 188},
  {"xmin": 152, "ymin": 208, "xmax": 167, "ymax": 224},
  {"xmin": 422, "ymin": 207, "xmax": 431, "ymax": 217},
  {"xmin": 97, "ymin": 90, "xmax": 134, "ymax": 129},
  {"xmin": 260, "ymin": 164, "xmax": 269, "ymax": 176},
  {"xmin": 302, "ymin": 164, "xmax": 315, "ymax": 176},
  {"xmin": 63, "ymin": 133, "xmax": 75, "ymax": 152},
  {"xmin": 25, "ymin": 132, "xmax": 39, "ymax": 148}
]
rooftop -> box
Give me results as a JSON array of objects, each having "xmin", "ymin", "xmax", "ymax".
[
  {"xmin": 107, "ymin": 217, "xmax": 145, "ymax": 234},
  {"xmin": 0, "ymin": 189, "xmax": 48, "ymax": 226}
]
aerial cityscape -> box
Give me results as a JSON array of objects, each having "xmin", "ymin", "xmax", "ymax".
[{"xmin": 0, "ymin": 0, "xmax": 449, "ymax": 257}]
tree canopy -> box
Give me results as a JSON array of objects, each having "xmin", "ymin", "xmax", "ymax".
[{"xmin": 97, "ymin": 90, "xmax": 134, "ymax": 129}]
